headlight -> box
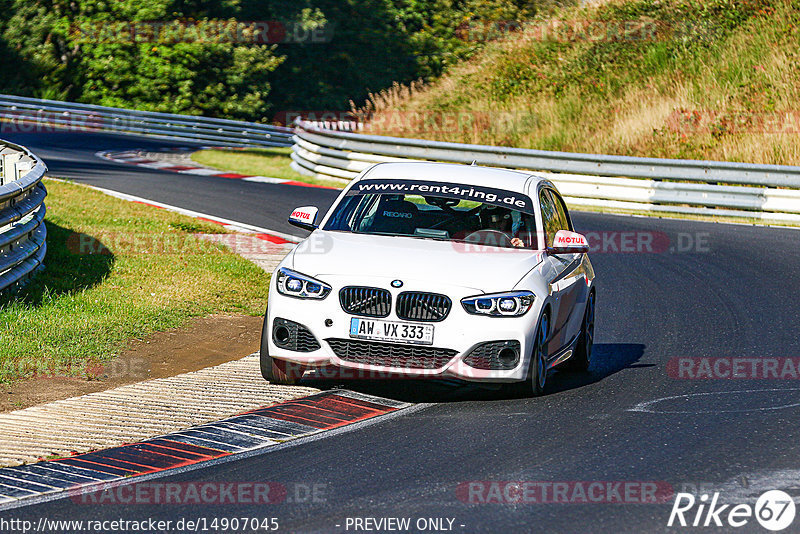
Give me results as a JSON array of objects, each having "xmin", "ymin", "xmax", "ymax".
[
  {"xmin": 461, "ymin": 291, "xmax": 535, "ymax": 317},
  {"xmin": 276, "ymin": 268, "xmax": 331, "ymax": 300}
]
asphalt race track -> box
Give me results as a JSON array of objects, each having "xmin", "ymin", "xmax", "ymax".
[
  {"xmin": 3, "ymin": 131, "xmax": 800, "ymax": 532},
  {"xmin": 2, "ymin": 131, "xmax": 338, "ymax": 237}
]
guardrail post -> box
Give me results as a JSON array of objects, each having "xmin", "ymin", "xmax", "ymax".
[
  {"xmin": 15, "ymin": 159, "xmax": 32, "ymax": 180},
  {"xmin": 1, "ymin": 149, "xmax": 22, "ymax": 186}
]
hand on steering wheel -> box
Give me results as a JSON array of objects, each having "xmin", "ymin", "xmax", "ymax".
[{"xmin": 464, "ymin": 229, "xmax": 516, "ymax": 248}]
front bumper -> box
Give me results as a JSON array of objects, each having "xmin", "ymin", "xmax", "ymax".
[{"xmin": 266, "ymin": 274, "xmax": 542, "ymax": 382}]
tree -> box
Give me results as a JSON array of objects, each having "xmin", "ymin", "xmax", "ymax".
[
  {"xmin": 0, "ymin": 0, "xmax": 559, "ymax": 120},
  {"xmin": 2, "ymin": 0, "xmax": 284, "ymax": 119}
]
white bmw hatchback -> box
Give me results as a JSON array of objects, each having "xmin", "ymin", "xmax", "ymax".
[{"xmin": 260, "ymin": 162, "xmax": 596, "ymax": 396}]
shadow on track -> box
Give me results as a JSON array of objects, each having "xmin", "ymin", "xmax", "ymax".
[
  {"xmin": 545, "ymin": 342, "xmax": 649, "ymax": 395},
  {"xmin": 302, "ymin": 343, "xmax": 647, "ymax": 404}
]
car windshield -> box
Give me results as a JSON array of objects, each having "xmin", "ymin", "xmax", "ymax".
[{"xmin": 323, "ymin": 179, "xmax": 538, "ymax": 249}]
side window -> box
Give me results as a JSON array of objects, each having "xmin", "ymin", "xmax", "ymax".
[
  {"xmin": 538, "ymin": 189, "xmax": 560, "ymax": 247},
  {"xmin": 549, "ymin": 190, "xmax": 573, "ymax": 232}
]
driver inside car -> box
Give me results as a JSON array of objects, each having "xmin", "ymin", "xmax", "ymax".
[{"xmin": 481, "ymin": 206, "xmax": 526, "ymax": 248}]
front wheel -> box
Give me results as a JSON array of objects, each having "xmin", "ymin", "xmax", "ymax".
[
  {"xmin": 508, "ymin": 313, "xmax": 550, "ymax": 397},
  {"xmin": 259, "ymin": 312, "xmax": 306, "ymax": 385}
]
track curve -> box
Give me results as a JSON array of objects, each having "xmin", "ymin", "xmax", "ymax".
[
  {"xmin": 2, "ymin": 130, "xmax": 800, "ymax": 533},
  {"xmin": 1, "ymin": 131, "xmax": 338, "ymax": 237}
]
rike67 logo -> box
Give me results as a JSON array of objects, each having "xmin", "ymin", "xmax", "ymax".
[{"xmin": 669, "ymin": 490, "xmax": 796, "ymax": 531}]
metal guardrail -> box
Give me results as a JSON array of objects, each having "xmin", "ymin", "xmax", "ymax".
[
  {"xmin": 0, "ymin": 94, "xmax": 294, "ymax": 148},
  {"xmin": 291, "ymin": 120, "xmax": 800, "ymax": 222},
  {"xmin": 0, "ymin": 139, "xmax": 47, "ymax": 293}
]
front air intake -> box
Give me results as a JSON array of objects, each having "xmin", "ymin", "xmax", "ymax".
[
  {"xmin": 272, "ymin": 317, "xmax": 321, "ymax": 352},
  {"xmin": 462, "ymin": 340, "xmax": 521, "ymax": 370},
  {"xmin": 326, "ymin": 338, "xmax": 458, "ymax": 370}
]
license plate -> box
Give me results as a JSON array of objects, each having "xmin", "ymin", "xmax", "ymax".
[{"xmin": 349, "ymin": 318, "xmax": 434, "ymax": 345}]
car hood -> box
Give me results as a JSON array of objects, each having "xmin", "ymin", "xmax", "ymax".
[{"xmin": 289, "ymin": 231, "xmax": 544, "ymax": 292}]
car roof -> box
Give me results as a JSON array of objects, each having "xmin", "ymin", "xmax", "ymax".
[{"xmin": 359, "ymin": 162, "xmax": 548, "ymax": 196}]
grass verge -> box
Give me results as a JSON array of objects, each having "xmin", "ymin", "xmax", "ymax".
[
  {"xmin": 190, "ymin": 147, "xmax": 346, "ymax": 189},
  {"xmin": 0, "ymin": 178, "xmax": 270, "ymax": 384}
]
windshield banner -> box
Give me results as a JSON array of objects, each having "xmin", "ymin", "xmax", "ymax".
[{"xmin": 348, "ymin": 179, "xmax": 535, "ymax": 214}]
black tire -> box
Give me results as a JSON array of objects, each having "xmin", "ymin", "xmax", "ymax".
[
  {"xmin": 259, "ymin": 311, "xmax": 305, "ymax": 385},
  {"xmin": 508, "ymin": 312, "xmax": 550, "ymax": 397},
  {"xmin": 563, "ymin": 290, "xmax": 595, "ymax": 373}
]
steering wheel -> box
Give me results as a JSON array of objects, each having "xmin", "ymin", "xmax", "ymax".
[{"xmin": 464, "ymin": 229, "xmax": 515, "ymax": 248}]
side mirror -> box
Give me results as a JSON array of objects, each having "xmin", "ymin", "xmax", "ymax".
[
  {"xmin": 548, "ymin": 230, "xmax": 589, "ymax": 254},
  {"xmin": 288, "ymin": 206, "xmax": 319, "ymax": 232}
]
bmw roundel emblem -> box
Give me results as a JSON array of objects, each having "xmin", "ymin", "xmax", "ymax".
[{"xmin": 391, "ymin": 280, "xmax": 403, "ymax": 288}]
